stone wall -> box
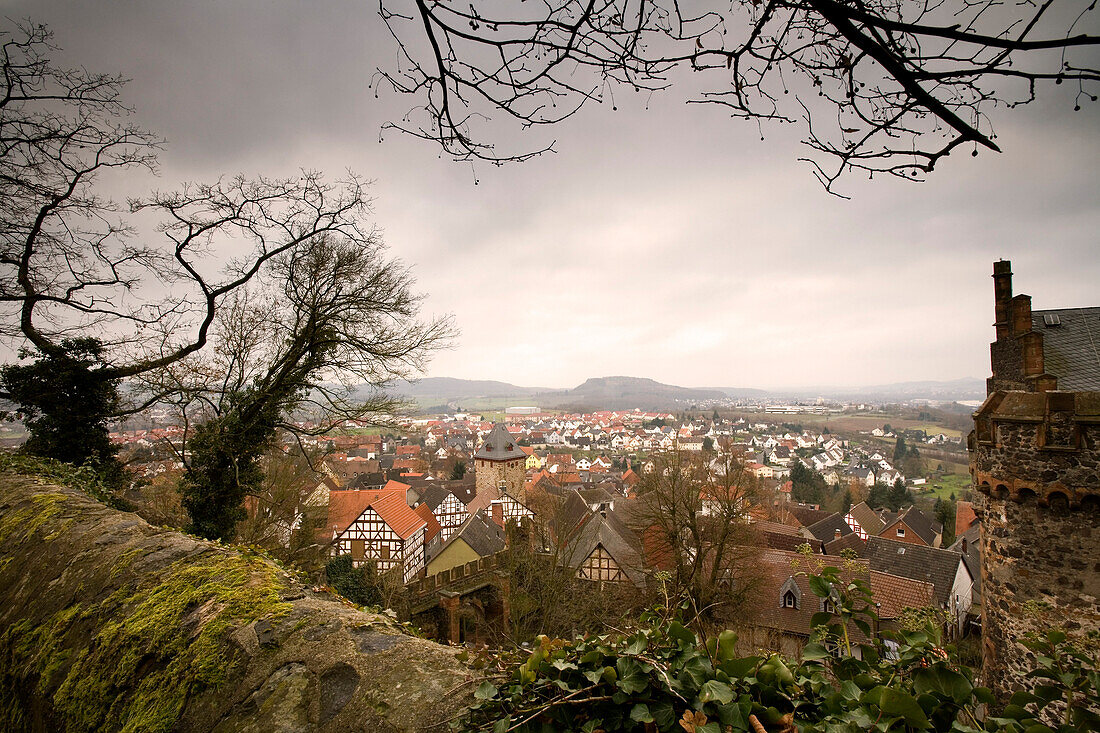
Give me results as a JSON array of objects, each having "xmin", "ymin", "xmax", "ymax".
[
  {"xmin": 970, "ymin": 389, "xmax": 1100, "ymax": 701},
  {"xmin": 974, "ymin": 492, "xmax": 1100, "ymax": 700},
  {"xmin": 0, "ymin": 472, "xmax": 478, "ymax": 732},
  {"xmin": 474, "ymin": 457, "xmax": 526, "ymax": 501},
  {"xmin": 971, "ymin": 391, "xmax": 1100, "ymax": 506}
]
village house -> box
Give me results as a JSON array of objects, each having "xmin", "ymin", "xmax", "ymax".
[{"xmin": 326, "ymin": 480, "xmax": 429, "ymax": 583}]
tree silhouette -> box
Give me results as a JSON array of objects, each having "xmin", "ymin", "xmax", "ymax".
[{"xmin": 377, "ymin": 0, "xmax": 1098, "ymax": 193}]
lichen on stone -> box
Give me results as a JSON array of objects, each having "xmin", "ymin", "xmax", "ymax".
[{"xmin": 7, "ymin": 551, "xmax": 291, "ymax": 733}]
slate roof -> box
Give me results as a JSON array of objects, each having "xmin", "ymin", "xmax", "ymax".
[
  {"xmin": 450, "ymin": 510, "xmax": 507, "ymax": 557},
  {"xmin": 948, "ymin": 524, "xmax": 982, "ymax": 607},
  {"xmin": 804, "ymin": 513, "xmax": 854, "ymax": 543},
  {"xmin": 564, "ymin": 508, "xmax": 646, "ymax": 587},
  {"xmin": 823, "ymin": 531, "xmax": 866, "ymax": 556},
  {"xmin": 864, "ymin": 537, "xmax": 967, "ymax": 607},
  {"xmin": 890, "ymin": 507, "xmax": 942, "ymax": 546},
  {"xmin": 1033, "ymin": 307, "xmax": 1100, "ymax": 390},
  {"xmin": 474, "ymin": 423, "xmax": 525, "ymax": 461}
]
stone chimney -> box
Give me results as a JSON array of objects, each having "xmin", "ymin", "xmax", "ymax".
[
  {"xmin": 993, "ymin": 260, "xmax": 1013, "ymax": 340},
  {"xmin": 988, "ymin": 260, "xmax": 1055, "ymax": 394}
]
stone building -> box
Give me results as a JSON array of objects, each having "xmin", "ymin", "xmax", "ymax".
[
  {"xmin": 969, "ymin": 260, "xmax": 1100, "ymax": 701},
  {"xmin": 473, "ymin": 423, "xmax": 527, "ymax": 502}
]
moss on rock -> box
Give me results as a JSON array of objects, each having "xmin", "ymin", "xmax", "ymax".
[{"xmin": 0, "ymin": 472, "xmax": 477, "ymax": 732}]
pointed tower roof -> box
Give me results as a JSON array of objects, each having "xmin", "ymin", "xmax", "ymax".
[{"xmin": 474, "ymin": 423, "xmax": 523, "ymax": 462}]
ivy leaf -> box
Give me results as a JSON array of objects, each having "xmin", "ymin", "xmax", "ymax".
[
  {"xmin": 492, "ymin": 716, "xmax": 511, "ymax": 733},
  {"xmin": 699, "ymin": 679, "xmax": 734, "ymax": 705},
  {"xmin": 474, "ymin": 681, "xmax": 498, "ymax": 700},
  {"xmin": 616, "ymin": 657, "xmax": 648, "ymax": 694},
  {"xmin": 630, "ymin": 703, "xmax": 655, "ymax": 723},
  {"xmin": 669, "ymin": 620, "xmax": 697, "ymax": 647},
  {"xmin": 879, "ymin": 687, "xmax": 932, "ymax": 728},
  {"xmin": 717, "ymin": 630, "xmax": 738, "ymax": 662},
  {"xmin": 810, "ymin": 612, "xmax": 833, "ymax": 629},
  {"xmin": 802, "ymin": 642, "xmax": 830, "ymax": 661},
  {"xmin": 650, "ymin": 699, "xmax": 677, "ymax": 728},
  {"xmin": 720, "ymin": 655, "xmax": 761, "ymax": 679},
  {"xmin": 679, "ymin": 655, "xmax": 713, "ymax": 694}
]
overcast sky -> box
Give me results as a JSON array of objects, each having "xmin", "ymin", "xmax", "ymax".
[{"xmin": 7, "ymin": 1, "xmax": 1099, "ymax": 391}]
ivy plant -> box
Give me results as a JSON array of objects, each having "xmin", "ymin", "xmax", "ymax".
[{"xmin": 456, "ymin": 568, "xmax": 1098, "ymax": 733}]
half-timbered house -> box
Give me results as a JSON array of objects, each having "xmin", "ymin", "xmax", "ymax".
[
  {"xmin": 420, "ymin": 483, "xmax": 470, "ymax": 545},
  {"xmin": 327, "ymin": 480, "xmax": 428, "ymax": 583},
  {"xmin": 565, "ymin": 509, "xmax": 646, "ymax": 588}
]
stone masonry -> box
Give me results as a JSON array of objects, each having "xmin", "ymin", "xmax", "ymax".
[{"xmin": 969, "ymin": 260, "xmax": 1100, "ymax": 702}]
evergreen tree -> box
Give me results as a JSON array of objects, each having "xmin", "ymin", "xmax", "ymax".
[
  {"xmin": 0, "ymin": 338, "xmax": 125, "ymax": 485},
  {"xmin": 893, "ymin": 435, "xmax": 908, "ymax": 465}
]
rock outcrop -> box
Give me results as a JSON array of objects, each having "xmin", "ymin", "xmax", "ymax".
[{"xmin": 0, "ymin": 472, "xmax": 478, "ymax": 732}]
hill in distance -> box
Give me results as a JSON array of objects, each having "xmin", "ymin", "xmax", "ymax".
[
  {"xmin": 556, "ymin": 376, "xmax": 726, "ymax": 411},
  {"xmin": 392, "ymin": 376, "xmax": 730, "ymax": 412},
  {"xmin": 385, "ymin": 376, "xmax": 985, "ymax": 413}
]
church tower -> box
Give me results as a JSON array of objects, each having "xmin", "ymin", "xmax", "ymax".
[{"xmin": 474, "ymin": 423, "xmax": 527, "ymax": 502}]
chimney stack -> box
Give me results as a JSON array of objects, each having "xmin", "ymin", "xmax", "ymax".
[{"xmin": 993, "ymin": 260, "xmax": 1013, "ymax": 340}]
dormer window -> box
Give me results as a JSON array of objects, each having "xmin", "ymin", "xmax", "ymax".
[{"xmin": 779, "ymin": 576, "xmax": 801, "ymax": 609}]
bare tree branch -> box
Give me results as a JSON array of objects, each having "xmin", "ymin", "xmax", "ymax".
[{"xmin": 376, "ymin": 0, "xmax": 1099, "ymax": 192}]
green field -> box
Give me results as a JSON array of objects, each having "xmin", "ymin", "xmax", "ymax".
[
  {"xmin": 771, "ymin": 413, "xmax": 963, "ymax": 438},
  {"xmin": 919, "ymin": 471, "xmax": 972, "ymax": 501}
]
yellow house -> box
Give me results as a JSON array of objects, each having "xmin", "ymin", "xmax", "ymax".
[
  {"xmin": 425, "ymin": 511, "xmax": 506, "ymax": 577},
  {"xmin": 524, "ymin": 448, "xmax": 542, "ymax": 470}
]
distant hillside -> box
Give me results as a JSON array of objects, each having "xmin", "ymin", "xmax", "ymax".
[
  {"xmin": 374, "ymin": 375, "xmax": 985, "ymax": 413},
  {"xmin": 391, "ymin": 377, "xmax": 555, "ymax": 400},
  {"xmin": 548, "ymin": 376, "xmax": 727, "ymax": 411},
  {"xmin": 781, "ymin": 378, "xmax": 986, "ymax": 402},
  {"xmin": 713, "ymin": 386, "xmax": 771, "ymax": 399}
]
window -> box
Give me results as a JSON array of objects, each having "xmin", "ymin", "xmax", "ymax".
[
  {"xmin": 782, "ymin": 591, "xmax": 798, "ymax": 608},
  {"xmin": 823, "ymin": 599, "xmax": 836, "ymax": 614},
  {"xmin": 380, "ymin": 544, "xmax": 391, "ymax": 560},
  {"xmin": 350, "ymin": 539, "xmax": 365, "ymax": 560},
  {"xmin": 897, "ymin": 527, "xmax": 905, "ymax": 537}
]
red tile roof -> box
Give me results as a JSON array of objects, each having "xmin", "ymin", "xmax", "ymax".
[
  {"xmin": 955, "ymin": 500, "xmax": 978, "ymax": 538},
  {"xmin": 326, "ymin": 481, "xmax": 426, "ymax": 541},
  {"xmin": 414, "ymin": 502, "xmax": 442, "ymax": 543}
]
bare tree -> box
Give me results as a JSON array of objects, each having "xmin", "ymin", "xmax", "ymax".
[
  {"xmin": 145, "ymin": 234, "xmax": 453, "ymax": 540},
  {"xmin": 0, "ymin": 24, "xmax": 374, "ymax": 395},
  {"xmin": 0, "ymin": 22, "xmax": 438, "ymax": 476},
  {"xmin": 629, "ymin": 449, "xmax": 762, "ymax": 624},
  {"xmin": 376, "ymin": 0, "xmax": 1099, "ymax": 193}
]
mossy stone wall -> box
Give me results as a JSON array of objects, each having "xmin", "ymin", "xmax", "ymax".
[{"xmin": 0, "ymin": 473, "xmax": 477, "ymax": 732}]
